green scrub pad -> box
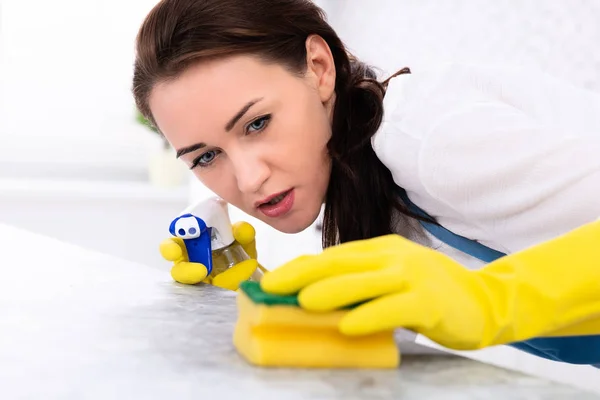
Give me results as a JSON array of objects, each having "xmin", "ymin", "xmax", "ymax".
[
  {"xmin": 238, "ymin": 280, "xmax": 299, "ymax": 306},
  {"xmin": 238, "ymin": 280, "xmax": 366, "ymax": 309}
]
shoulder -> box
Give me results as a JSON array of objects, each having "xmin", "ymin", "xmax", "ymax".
[
  {"xmin": 373, "ymin": 62, "xmax": 506, "ymax": 159},
  {"xmin": 373, "ymin": 61, "xmax": 600, "ymax": 189},
  {"xmin": 373, "ymin": 62, "xmax": 600, "ymax": 251},
  {"xmin": 372, "ymin": 62, "xmax": 518, "ymax": 193}
]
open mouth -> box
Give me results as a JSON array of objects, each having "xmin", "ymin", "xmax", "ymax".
[
  {"xmin": 262, "ymin": 191, "xmax": 289, "ymax": 206},
  {"xmin": 257, "ymin": 189, "xmax": 295, "ymax": 218}
]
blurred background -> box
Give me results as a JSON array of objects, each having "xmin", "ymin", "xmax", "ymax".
[
  {"xmin": 1, "ymin": 0, "xmax": 600, "ymax": 391},
  {"xmin": 4, "ymin": 0, "xmax": 600, "ymax": 271},
  {"xmin": 2, "ymin": 0, "xmax": 600, "ymax": 270}
]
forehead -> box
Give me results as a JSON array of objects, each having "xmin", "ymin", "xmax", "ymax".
[{"xmin": 149, "ymin": 55, "xmax": 291, "ymax": 140}]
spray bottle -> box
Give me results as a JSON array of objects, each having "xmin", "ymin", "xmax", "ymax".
[{"xmin": 169, "ymin": 197, "xmax": 262, "ymax": 282}]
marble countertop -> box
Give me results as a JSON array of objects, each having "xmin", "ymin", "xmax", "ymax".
[{"xmin": 0, "ymin": 223, "xmax": 598, "ymax": 399}]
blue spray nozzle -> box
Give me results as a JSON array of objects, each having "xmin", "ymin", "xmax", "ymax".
[{"xmin": 169, "ymin": 213, "xmax": 213, "ymax": 274}]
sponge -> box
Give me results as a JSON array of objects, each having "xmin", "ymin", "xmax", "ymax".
[{"xmin": 233, "ymin": 281, "xmax": 400, "ymax": 369}]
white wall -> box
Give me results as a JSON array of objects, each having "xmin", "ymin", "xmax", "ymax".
[
  {"xmin": 322, "ymin": 0, "xmax": 600, "ymax": 92},
  {"xmin": 0, "ymin": 0, "xmax": 161, "ymax": 180},
  {"xmin": 0, "ymin": 0, "xmax": 193, "ymax": 271}
]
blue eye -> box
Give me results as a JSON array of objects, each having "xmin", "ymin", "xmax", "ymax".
[
  {"xmin": 178, "ymin": 228, "xmax": 186, "ymax": 235},
  {"xmin": 192, "ymin": 150, "xmax": 220, "ymax": 169},
  {"xmin": 188, "ymin": 227, "xmax": 197, "ymax": 235},
  {"xmin": 246, "ymin": 115, "xmax": 271, "ymax": 134},
  {"xmin": 200, "ymin": 151, "xmax": 217, "ymax": 164},
  {"xmin": 249, "ymin": 119, "xmax": 266, "ymax": 131}
]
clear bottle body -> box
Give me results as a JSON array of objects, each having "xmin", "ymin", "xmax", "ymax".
[{"xmin": 209, "ymin": 241, "xmax": 263, "ymax": 281}]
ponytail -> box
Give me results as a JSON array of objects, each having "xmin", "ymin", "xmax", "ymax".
[{"xmin": 321, "ymin": 61, "xmax": 433, "ymax": 248}]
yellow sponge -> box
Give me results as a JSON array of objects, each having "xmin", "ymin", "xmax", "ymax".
[{"xmin": 233, "ymin": 281, "xmax": 400, "ymax": 368}]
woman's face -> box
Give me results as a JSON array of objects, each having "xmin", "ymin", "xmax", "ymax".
[{"xmin": 149, "ymin": 37, "xmax": 336, "ymax": 233}]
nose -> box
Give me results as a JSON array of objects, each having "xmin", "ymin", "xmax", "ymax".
[{"xmin": 231, "ymin": 150, "xmax": 270, "ymax": 194}]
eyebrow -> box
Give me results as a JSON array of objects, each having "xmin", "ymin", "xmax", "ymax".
[
  {"xmin": 225, "ymin": 98, "xmax": 263, "ymax": 131},
  {"xmin": 176, "ymin": 142, "xmax": 206, "ymax": 158}
]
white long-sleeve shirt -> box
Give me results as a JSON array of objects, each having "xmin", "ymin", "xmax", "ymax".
[{"xmin": 373, "ymin": 62, "xmax": 600, "ymax": 269}]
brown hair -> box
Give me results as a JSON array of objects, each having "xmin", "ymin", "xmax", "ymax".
[{"xmin": 132, "ymin": 0, "xmax": 434, "ymax": 248}]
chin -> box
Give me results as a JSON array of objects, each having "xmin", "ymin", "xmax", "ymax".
[
  {"xmin": 276, "ymin": 224, "xmax": 311, "ymax": 235},
  {"xmin": 264, "ymin": 209, "xmax": 321, "ymax": 235},
  {"xmin": 269, "ymin": 218, "xmax": 313, "ymax": 234}
]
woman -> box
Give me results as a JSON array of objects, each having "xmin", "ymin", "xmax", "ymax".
[{"xmin": 133, "ymin": 0, "xmax": 600, "ymax": 365}]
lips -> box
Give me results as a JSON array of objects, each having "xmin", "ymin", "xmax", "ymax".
[
  {"xmin": 257, "ymin": 189, "xmax": 295, "ymax": 218},
  {"xmin": 256, "ymin": 189, "xmax": 292, "ymax": 208}
]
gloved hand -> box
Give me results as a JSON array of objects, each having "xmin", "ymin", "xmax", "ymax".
[
  {"xmin": 260, "ymin": 221, "xmax": 600, "ymax": 350},
  {"xmin": 160, "ymin": 221, "xmax": 266, "ymax": 290}
]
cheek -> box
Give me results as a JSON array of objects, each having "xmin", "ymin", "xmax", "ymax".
[{"xmin": 281, "ymin": 99, "xmax": 331, "ymax": 162}]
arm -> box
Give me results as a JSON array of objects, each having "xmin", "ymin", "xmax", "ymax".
[
  {"xmin": 476, "ymin": 218, "xmax": 600, "ymax": 342},
  {"xmin": 420, "ymin": 101, "xmax": 600, "ymax": 342}
]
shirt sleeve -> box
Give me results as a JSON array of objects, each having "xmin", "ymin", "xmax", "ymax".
[{"xmin": 418, "ymin": 100, "xmax": 600, "ymax": 253}]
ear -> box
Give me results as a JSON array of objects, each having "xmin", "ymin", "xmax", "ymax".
[{"xmin": 305, "ymin": 35, "xmax": 336, "ymax": 104}]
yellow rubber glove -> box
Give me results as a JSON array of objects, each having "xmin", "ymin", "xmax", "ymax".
[
  {"xmin": 230, "ymin": 221, "xmax": 267, "ymax": 276},
  {"xmin": 211, "ymin": 221, "xmax": 268, "ymax": 291},
  {"xmin": 160, "ymin": 237, "xmax": 208, "ymax": 285},
  {"xmin": 160, "ymin": 221, "xmax": 266, "ymax": 290},
  {"xmin": 260, "ymin": 220, "xmax": 600, "ymax": 350}
]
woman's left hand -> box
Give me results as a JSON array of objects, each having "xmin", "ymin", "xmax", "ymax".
[
  {"xmin": 260, "ymin": 224, "xmax": 600, "ymax": 350},
  {"xmin": 210, "ymin": 221, "xmax": 268, "ymax": 290},
  {"xmin": 260, "ymin": 234, "xmax": 493, "ymax": 349},
  {"xmin": 161, "ymin": 220, "xmax": 266, "ymax": 289}
]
